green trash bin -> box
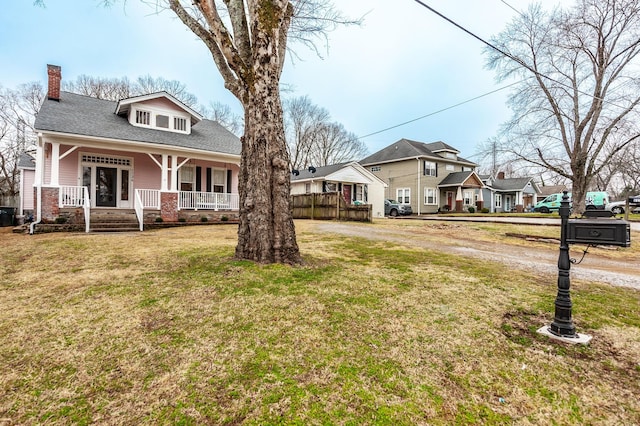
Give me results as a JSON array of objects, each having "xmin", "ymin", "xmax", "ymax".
[{"xmin": 0, "ymin": 207, "xmax": 16, "ymax": 227}]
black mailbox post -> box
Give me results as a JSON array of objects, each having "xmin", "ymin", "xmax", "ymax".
[{"xmin": 542, "ymin": 191, "xmax": 632, "ymax": 343}]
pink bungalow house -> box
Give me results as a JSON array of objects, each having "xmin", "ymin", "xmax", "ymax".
[{"xmin": 28, "ymin": 65, "xmax": 241, "ymax": 232}]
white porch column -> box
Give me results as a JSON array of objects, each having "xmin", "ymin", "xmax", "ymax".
[
  {"xmin": 50, "ymin": 142, "xmax": 60, "ymax": 186},
  {"xmin": 34, "ymin": 139, "xmax": 45, "ymax": 185},
  {"xmin": 170, "ymin": 155, "xmax": 178, "ymax": 191},
  {"xmin": 416, "ymin": 158, "xmax": 421, "ymax": 215},
  {"xmin": 161, "ymin": 154, "xmax": 169, "ymax": 191}
]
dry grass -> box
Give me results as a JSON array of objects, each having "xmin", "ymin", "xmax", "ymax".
[{"xmin": 0, "ymin": 222, "xmax": 639, "ymax": 425}]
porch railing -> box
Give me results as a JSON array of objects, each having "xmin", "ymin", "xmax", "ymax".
[
  {"xmin": 137, "ymin": 189, "xmax": 161, "ymax": 209},
  {"xmin": 59, "ymin": 186, "xmax": 91, "ymax": 232},
  {"xmin": 134, "ymin": 189, "xmax": 160, "ymax": 232},
  {"xmin": 59, "ymin": 185, "xmax": 87, "ymax": 208},
  {"xmin": 83, "ymin": 187, "xmax": 90, "ymax": 233},
  {"xmin": 179, "ymin": 191, "xmax": 239, "ymax": 211}
]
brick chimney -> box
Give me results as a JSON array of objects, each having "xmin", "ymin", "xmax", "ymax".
[
  {"xmin": 47, "ymin": 64, "xmax": 61, "ymax": 101},
  {"xmin": 497, "ymin": 171, "xmax": 505, "ymax": 180}
]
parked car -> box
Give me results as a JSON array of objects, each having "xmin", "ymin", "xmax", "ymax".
[
  {"xmin": 384, "ymin": 199, "xmax": 412, "ymax": 217},
  {"xmin": 606, "ymin": 194, "xmax": 640, "ymax": 214},
  {"xmin": 533, "ymin": 191, "xmax": 609, "ymax": 213}
]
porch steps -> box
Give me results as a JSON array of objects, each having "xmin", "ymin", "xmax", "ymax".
[{"xmin": 89, "ymin": 209, "xmax": 140, "ymax": 232}]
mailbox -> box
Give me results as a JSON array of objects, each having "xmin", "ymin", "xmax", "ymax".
[{"xmin": 567, "ymin": 218, "xmax": 630, "ymax": 247}]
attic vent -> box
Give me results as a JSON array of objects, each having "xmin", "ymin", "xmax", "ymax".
[{"xmin": 82, "ymin": 154, "xmax": 131, "ymax": 166}]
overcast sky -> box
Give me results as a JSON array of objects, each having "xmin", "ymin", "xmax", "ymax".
[{"xmin": 0, "ymin": 0, "xmax": 536, "ymax": 162}]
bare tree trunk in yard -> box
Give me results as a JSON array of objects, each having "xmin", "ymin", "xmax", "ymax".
[
  {"xmin": 237, "ymin": 79, "xmax": 300, "ymax": 263},
  {"xmin": 168, "ymin": 0, "xmax": 301, "ymax": 264}
]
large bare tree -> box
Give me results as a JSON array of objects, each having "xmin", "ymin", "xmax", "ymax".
[
  {"xmin": 63, "ymin": 74, "xmax": 199, "ymax": 107},
  {"xmin": 0, "ymin": 83, "xmax": 43, "ymax": 200},
  {"xmin": 486, "ymin": 0, "xmax": 640, "ymax": 213},
  {"xmin": 283, "ymin": 95, "xmax": 367, "ymax": 170},
  {"xmin": 164, "ymin": 0, "xmax": 355, "ymax": 264}
]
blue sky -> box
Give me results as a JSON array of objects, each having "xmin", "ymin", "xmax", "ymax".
[{"xmin": 0, "ymin": 0, "xmax": 533, "ymax": 162}]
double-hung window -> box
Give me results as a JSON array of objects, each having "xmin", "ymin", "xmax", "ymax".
[
  {"xmin": 424, "ymin": 187, "xmax": 437, "ymax": 205},
  {"xmin": 495, "ymin": 194, "xmax": 502, "ymax": 208},
  {"xmin": 424, "ymin": 161, "xmax": 437, "ymax": 176},
  {"xmin": 397, "ymin": 188, "xmax": 410, "ymax": 204},
  {"xmin": 463, "ymin": 191, "xmax": 473, "ymax": 205}
]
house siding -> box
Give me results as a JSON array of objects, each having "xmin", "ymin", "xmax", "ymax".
[{"xmin": 369, "ymin": 159, "xmax": 419, "ymax": 205}]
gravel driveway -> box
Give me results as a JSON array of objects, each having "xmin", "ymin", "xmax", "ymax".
[{"xmin": 313, "ymin": 221, "xmax": 640, "ymax": 290}]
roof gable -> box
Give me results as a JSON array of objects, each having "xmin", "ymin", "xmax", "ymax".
[
  {"xmin": 438, "ymin": 171, "xmax": 484, "ymax": 188},
  {"xmin": 360, "ymin": 138, "xmax": 475, "ymax": 166},
  {"xmin": 291, "ymin": 162, "xmax": 387, "ymax": 186},
  {"xmin": 492, "ymin": 177, "xmax": 535, "ymax": 192}
]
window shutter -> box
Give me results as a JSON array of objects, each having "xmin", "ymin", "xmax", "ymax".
[
  {"xmin": 206, "ymin": 168, "xmax": 212, "ymax": 192},
  {"xmin": 196, "ymin": 166, "xmax": 202, "ymax": 192},
  {"xmin": 435, "ymin": 163, "xmax": 438, "ymax": 177}
]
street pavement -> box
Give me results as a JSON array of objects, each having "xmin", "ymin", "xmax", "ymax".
[{"xmin": 401, "ymin": 214, "xmax": 640, "ymax": 232}]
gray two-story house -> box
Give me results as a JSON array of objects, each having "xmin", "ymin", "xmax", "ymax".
[{"xmin": 360, "ymin": 139, "xmax": 483, "ymax": 214}]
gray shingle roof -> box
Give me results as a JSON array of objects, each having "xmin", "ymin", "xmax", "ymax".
[
  {"xmin": 492, "ymin": 178, "xmax": 534, "ymax": 191},
  {"xmin": 359, "ymin": 138, "xmax": 475, "ymax": 166},
  {"xmin": 34, "ymin": 92, "xmax": 241, "ymax": 156},
  {"xmin": 17, "ymin": 152, "xmax": 36, "ymax": 169},
  {"xmin": 291, "ymin": 163, "xmax": 349, "ymax": 181},
  {"xmin": 438, "ymin": 171, "xmax": 475, "ymax": 186}
]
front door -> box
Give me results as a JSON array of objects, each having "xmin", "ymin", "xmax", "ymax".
[
  {"xmin": 343, "ymin": 184, "xmax": 352, "ymax": 204},
  {"xmin": 96, "ymin": 167, "xmax": 117, "ymax": 207},
  {"xmin": 447, "ymin": 191, "xmax": 454, "ymax": 210}
]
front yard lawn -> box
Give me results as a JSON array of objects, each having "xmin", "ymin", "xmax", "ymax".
[{"xmin": 1, "ymin": 222, "xmax": 638, "ymax": 424}]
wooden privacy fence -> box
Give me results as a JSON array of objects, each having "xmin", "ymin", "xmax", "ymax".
[{"xmin": 291, "ymin": 192, "xmax": 372, "ymax": 222}]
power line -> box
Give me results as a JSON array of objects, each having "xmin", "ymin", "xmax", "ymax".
[
  {"xmin": 356, "ymin": 79, "xmax": 527, "ymax": 140},
  {"xmin": 410, "ymin": 0, "xmax": 617, "ymax": 108}
]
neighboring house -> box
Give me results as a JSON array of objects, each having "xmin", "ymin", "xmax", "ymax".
[
  {"xmin": 290, "ymin": 161, "xmax": 387, "ymax": 218},
  {"xmin": 481, "ymin": 172, "xmax": 542, "ymax": 213},
  {"xmin": 29, "ymin": 65, "xmax": 241, "ymax": 231},
  {"xmin": 360, "ymin": 139, "xmax": 482, "ymax": 214},
  {"xmin": 537, "ymin": 184, "xmax": 568, "ymax": 203},
  {"xmin": 17, "ymin": 151, "xmax": 36, "ymax": 218}
]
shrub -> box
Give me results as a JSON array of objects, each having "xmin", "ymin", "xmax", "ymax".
[
  {"xmin": 155, "ymin": 217, "xmax": 163, "ymax": 223},
  {"xmin": 178, "ymin": 217, "xmax": 186, "ymax": 223},
  {"xmin": 54, "ymin": 217, "xmax": 67, "ymax": 224},
  {"xmin": 201, "ymin": 216, "xmax": 208, "ymax": 223},
  {"xmin": 481, "ymin": 207, "xmax": 490, "ymax": 213},
  {"xmin": 468, "ymin": 206, "xmax": 476, "ymax": 213},
  {"xmin": 221, "ymin": 215, "xmax": 229, "ymax": 222}
]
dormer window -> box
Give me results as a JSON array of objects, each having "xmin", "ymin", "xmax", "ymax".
[
  {"xmin": 174, "ymin": 117, "xmax": 187, "ymax": 132},
  {"xmin": 156, "ymin": 114, "xmax": 169, "ymax": 128},
  {"xmin": 136, "ymin": 110, "xmax": 151, "ymax": 125},
  {"xmin": 130, "ymin": 107, "xmax": 191, "ymax": 134},
  {"xmin": 116, "ymin": 93, "xmax": 203, "ymax": 135}
]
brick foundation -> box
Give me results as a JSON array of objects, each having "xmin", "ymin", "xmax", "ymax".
[
  {"xmin": 41, "ymin": 187, "xmax": 60, "ymax": 222},
  {"xmin": 160, "ymin": 192, "xmax": 179, "ymax": 222}
]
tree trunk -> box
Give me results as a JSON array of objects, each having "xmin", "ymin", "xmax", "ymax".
[
  {"xmin": 571, "ymin": 169, "xmax": 588, "ymax": 216},
  {"xmin": 235, "ymin": 78, "xmax": 301, "ymax": 264}
]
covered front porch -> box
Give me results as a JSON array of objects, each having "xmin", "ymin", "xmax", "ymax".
[
  {"xmin": 437, "ymin": 171, "xmax": 485, "ymax": 213},
  {"xmin": 33, "ymin": 139, "xmax": 240, "ymax": 232}
]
